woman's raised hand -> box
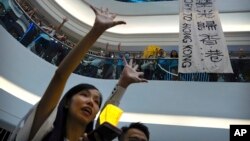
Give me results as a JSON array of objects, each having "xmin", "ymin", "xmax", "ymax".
[{"xmin": 90, "ymin": 5, "xmax": 126, "ymax": 31}]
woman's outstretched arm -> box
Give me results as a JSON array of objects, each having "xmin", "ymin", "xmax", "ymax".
[{"xmin": 28, "ymin": 5, "xmax": 125, "ymax": 140}]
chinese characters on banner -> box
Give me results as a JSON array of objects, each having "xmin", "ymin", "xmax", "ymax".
[{"xmin": 178, "ymin": 0, "xmax": 233, "ymax": 73}]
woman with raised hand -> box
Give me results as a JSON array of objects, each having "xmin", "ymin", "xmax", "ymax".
[{"xmin": 9, "ymin": 3, "xmax": 147, "ymax": 141}]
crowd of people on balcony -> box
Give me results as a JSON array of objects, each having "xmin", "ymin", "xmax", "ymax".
[{"xmin": 1, "ymin": 0, "xmax": 249, "ymax": 82}]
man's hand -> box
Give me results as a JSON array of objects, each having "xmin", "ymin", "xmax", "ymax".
[{"xmin": 118, "ymin": 57, "xmax": 148, "ymax": 88}]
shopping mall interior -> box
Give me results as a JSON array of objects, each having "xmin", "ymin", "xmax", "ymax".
[{"xmin": 0, "ymin": 0, "xmax": 250, "ymax": 140}]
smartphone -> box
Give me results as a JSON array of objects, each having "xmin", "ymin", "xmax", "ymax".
[{"xmin": 87, "ymin": 122, "xmax": 122, "ymax": 141}]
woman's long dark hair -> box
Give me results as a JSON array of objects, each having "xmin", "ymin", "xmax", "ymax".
[{"xmin": 42, "ymin": 83, "xmax": 102, "ymax": 141}]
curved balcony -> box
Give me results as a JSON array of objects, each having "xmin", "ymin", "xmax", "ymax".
[{"xmin": 1, "ymin": 0, "xmax": 250, "ymax": 82}]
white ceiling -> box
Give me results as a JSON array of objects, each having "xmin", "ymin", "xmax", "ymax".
[
  {"xmin": 84, "ymin": 0, "xmax": 250, "ymax": 15},
  {"xmin": 31, "ymin": 0, "xmax": 250, "ymax": 51},
  {"xmin": 54, "ymin": 0, "xmax": 250, "ymax": 34}
]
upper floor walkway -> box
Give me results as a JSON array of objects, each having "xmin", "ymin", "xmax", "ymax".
[{"xmin": 1, "ymin": 0, "xmax": 249, "ymax": 82}]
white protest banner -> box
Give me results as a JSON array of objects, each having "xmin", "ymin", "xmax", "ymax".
[{"xmin": 178, "ymin": 0, "xmax": 233, "ymax": 73}]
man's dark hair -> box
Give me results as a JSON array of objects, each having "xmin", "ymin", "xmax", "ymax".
[{"xmin": 118, "ymin": 122, "xmax": 150, "ymax": 141}]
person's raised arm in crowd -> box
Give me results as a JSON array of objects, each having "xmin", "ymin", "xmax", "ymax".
[
  {"xmin": 9, "ymin": 4, "xmax": 126, "ymax": 141},
  {"xmin": 54, "ymin": 17, "xmax": 68, "ymax": 34},
  {"xmin": 41, "ymin": 17, "xmax": 68, "ymax": 37}
]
